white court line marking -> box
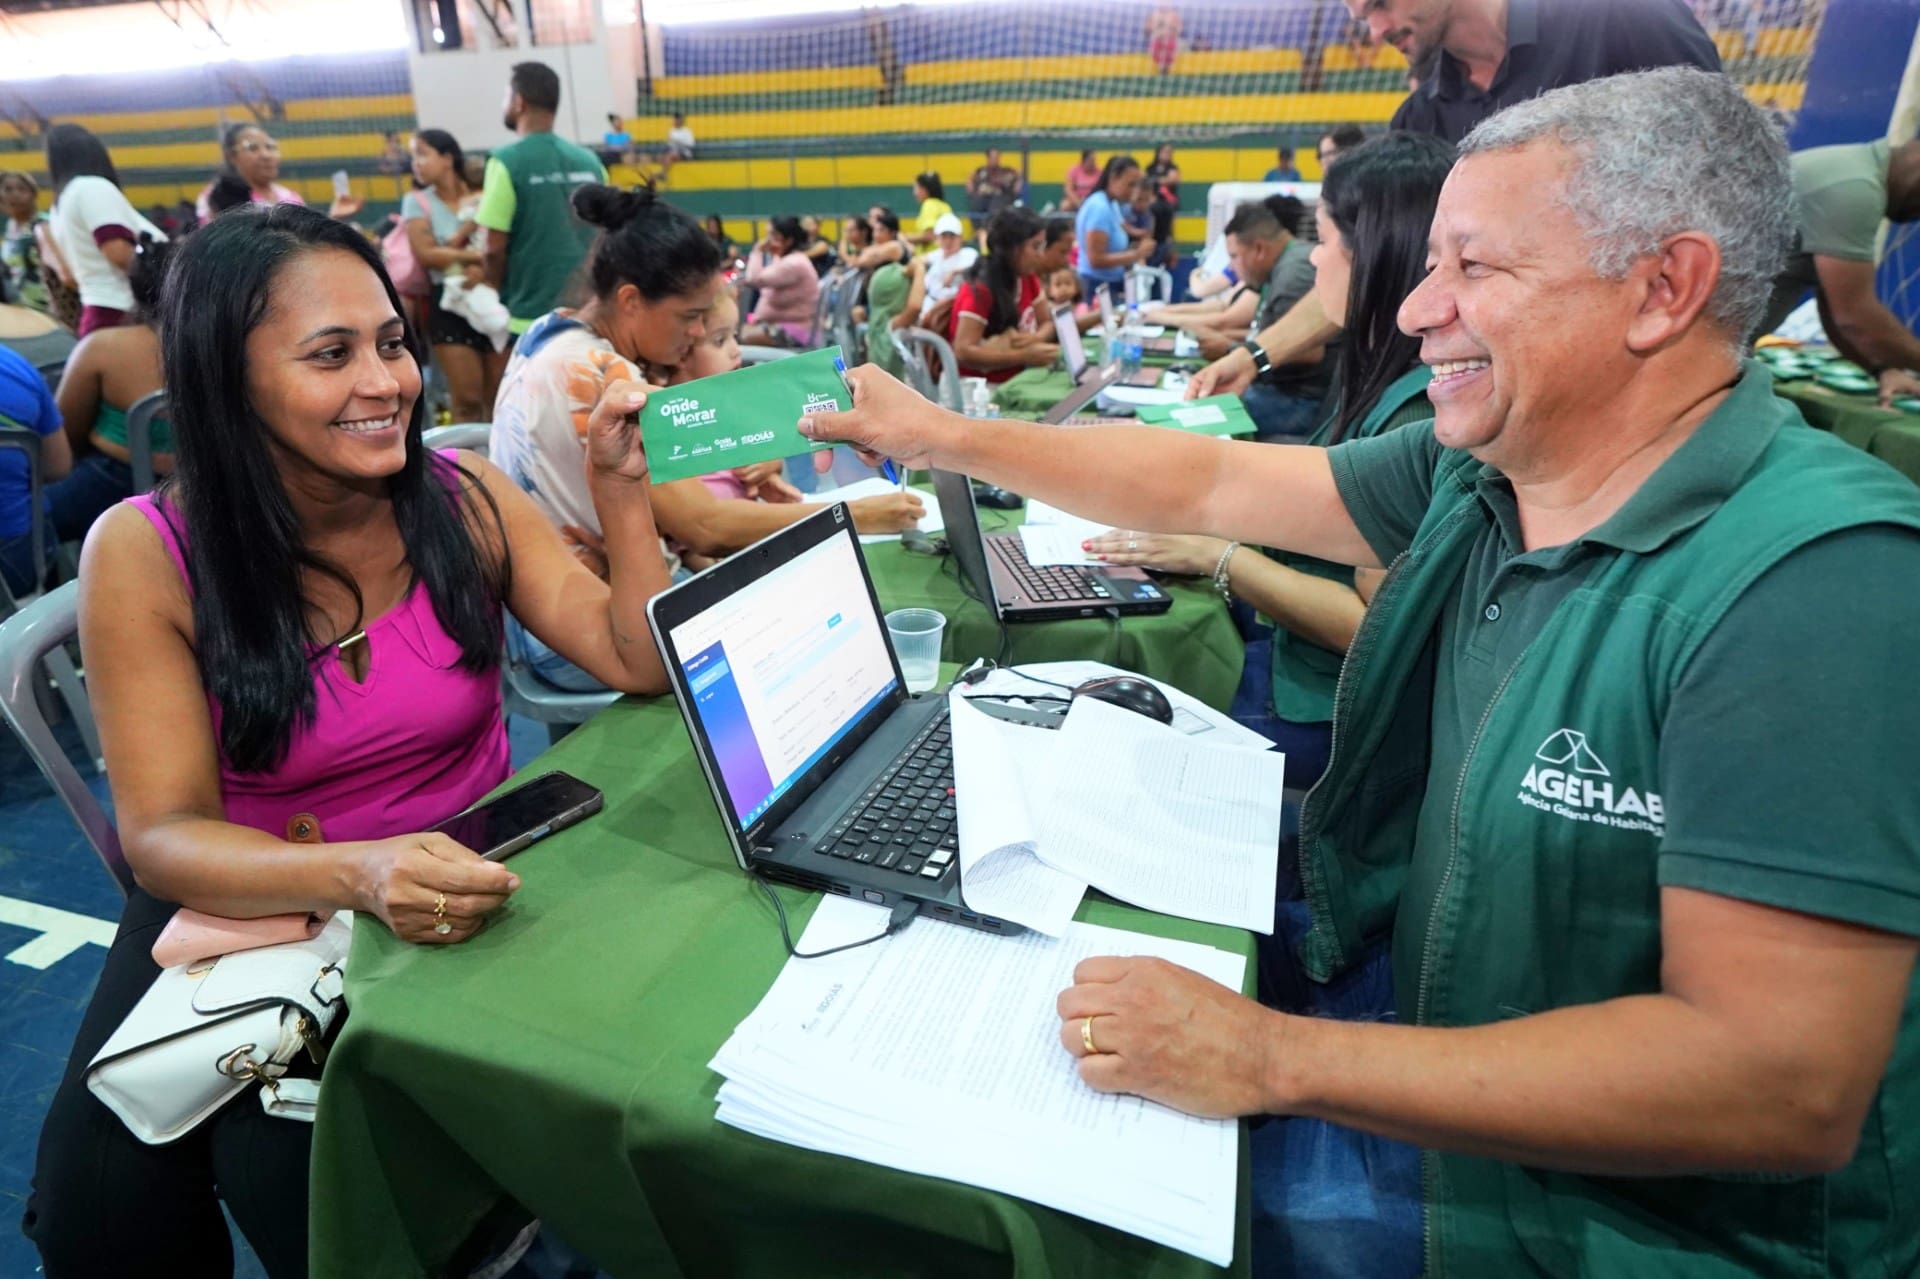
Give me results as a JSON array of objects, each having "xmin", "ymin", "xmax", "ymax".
[{"xmin": 0, "ymin": 895, "xmax": 116, "ymax": 969}]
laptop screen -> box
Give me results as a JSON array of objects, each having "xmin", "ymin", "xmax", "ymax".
[
  {"xmin": 665, "ymin": 530, "xmax": 900, "ymax": 827},
  {"xmin": 1096, "ymin": 286, "xmax": 1116, "ymax": 330},
  {"xmin": 1056, "ymin": 309, "xmax": 1086, "ymax": 381}
]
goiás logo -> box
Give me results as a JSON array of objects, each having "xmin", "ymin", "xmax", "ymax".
[
  {"xmin": 801, "ymin": 390, "xmax": 843, "ymax": 415},
  {"xmin": 656, "ymin": 395, "xmax": 717, "ymax": 429},
  {"xmin": 1516, "ymin": 729, "xmax": 1664, "ymax": 835}
]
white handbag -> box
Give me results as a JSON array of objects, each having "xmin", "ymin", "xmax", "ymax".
[{"xmin": 86, "ymin": 913, "xmax": 354, "ymax": 1145}]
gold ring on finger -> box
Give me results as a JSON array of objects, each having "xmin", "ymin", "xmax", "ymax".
[
  {"xmin": 1082, "ymin": 1015, "xmax": 1102, "ymax": 1055},
  {"xmin": 434, "ymin": 891, "xmax": 452, "ymax": 936}
]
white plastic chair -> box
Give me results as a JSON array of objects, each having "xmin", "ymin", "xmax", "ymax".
[{"xmin": 0, "ymin": 582, "xmax": 130, "ymax": 893}]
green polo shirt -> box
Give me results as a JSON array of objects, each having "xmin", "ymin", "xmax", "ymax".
[
  {"xmin": 1332, "ymin": 365, "xmax": 1920, "ymax": 975},
  {"xmin": 1761, "ymin": 138, "xmax": 1890, "ymax": 335},
  {"xmin": 475, "ymin": 132, "xmax": 607, "ymax": 335},
  {"xmin": 1326, "ymin": 362, "xmax": 1920, "ymax": 1271}
]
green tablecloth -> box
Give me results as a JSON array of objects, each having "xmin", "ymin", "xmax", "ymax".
[
  {"xmin": 993, "ymin": 367, "xmax": 1081, "ymax": 417},
  {"xmin": 1776, "ymin": 381, "xmax": 1920, "ymax": 487},
  {"xmin": 992, "ymin": 335, "xmax": 1186, "ymax": 419},
  {"xmin": 308, "ymin": 692, "xmax": 1257, "ymax": 1277},
  {"xmin": 863, "ymin": 504, "xmax": 1241, "ymax": 711}
]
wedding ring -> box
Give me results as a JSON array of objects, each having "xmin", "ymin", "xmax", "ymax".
[
  {"xmin": 1081, "ymin": 1016, "xmax": 1101, "ymax": 1055},
  {"xmin": 1127, "ymin": 537, "xmax": 1138, "ymax": 552},
  {"xmin": 433, "ymin": 892, "xmax": 452, "ymax": 936}
]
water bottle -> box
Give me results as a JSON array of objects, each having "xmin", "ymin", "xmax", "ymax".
[
  {"xmin": 970, "ymin": 380, "xmax": 994, "ymax": 419},
  {"xmin": 1121, "ymin": 303, "xmax": 1145, "ymax": 375}
]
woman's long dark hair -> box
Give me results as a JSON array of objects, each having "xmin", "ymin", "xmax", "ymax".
[
  {"xmin": 973, "ymin": 206, "xmax": 1044, "ymax": 338},
  {"xmin": 160, "ymin": 204, "xmax": 508, "ymax": 772},
  {"xmin": 46, "ymin": 124, "xmax": 120, "ymax": 197},
  {"xmin": 1093, "ymin": 155, "xmax": 1139, "ymax": 198},
  {"xmin": 413, "ymin": 128, "xmax": 469, "ymax": 193},
  {"xmin": 128, "ymin": 233, "xmax": 172, "ymax": 323},
  {"xmin": 573, "ymin": 183, "xmax": 723, "ymax": 301},
  {"xmin": 915, "ymin": 171, "xmax": 944, "ymax": 201},
  {"xmin": 1320, "ymin": 132, "xmax": 1454, "ymax": 442}
]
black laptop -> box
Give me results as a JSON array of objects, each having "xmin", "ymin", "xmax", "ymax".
[
  {"xmin": 647, "ymin": 504, "xmax": 1017, "ymax": 934},
  {"xmin": 930, "ymin": 468, "xmax": 1172, "ymax": 623}
]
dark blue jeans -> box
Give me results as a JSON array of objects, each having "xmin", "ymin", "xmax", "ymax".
[
  {"xmin": 44, "ymin": 452, "xmax": 135, "ymax": 544},
  {"xmin": 1229, "ymin": 636, "xmax": 1332, "ymax": 790},
  {"xmin": 0, "ymin": 515, "xmax": 52, "ymax": 597},
  {"xmin": 1233, "ymin": 640, "xmax": 1424, "ymax": 1277},
  {"xmin": 1242, "ymin": 382, "xmax": 1325, "ymax": 445}
]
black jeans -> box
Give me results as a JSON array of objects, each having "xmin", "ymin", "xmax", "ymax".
[{"xmin": 22, "ymin": 889, "xmax": 315, "ymax": 1278}]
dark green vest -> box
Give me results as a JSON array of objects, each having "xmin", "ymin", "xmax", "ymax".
[{"xmin": 1297, "ymin": 376, "xmax": 1920, "ymax": 1276}]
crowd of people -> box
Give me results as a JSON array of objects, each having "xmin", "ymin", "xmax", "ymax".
[{"xmin": 4, "ymin": 0, "xmax": 1919, "ymax": 1275}]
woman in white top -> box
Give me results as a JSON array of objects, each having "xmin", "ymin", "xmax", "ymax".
[{"xmin": 44, "ymin": 124, "xmax": 164, "ymax": 337}]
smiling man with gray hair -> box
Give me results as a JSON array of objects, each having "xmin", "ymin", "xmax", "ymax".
[{"xmin": 802, "ymin": 66, "xmax": 1920, "ymax": 1276}]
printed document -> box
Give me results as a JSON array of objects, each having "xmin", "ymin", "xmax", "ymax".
[
  {"xmin": 806, "ymin": 476, "xmax": 948, "ymax": 544},
  {"xmin": 1015, "ymin": 500, "xmax": 1113, "ymax": 568},
  {"xmin": 1035, "ymin": 697, "xmax": 1283, "ymax": 933},
  {"xmin": 947, "ymin": 692, "xmax": 1086, "ymax": 934},
  {"xmin": 711, "ymin": 895, "xmax": 1244, "ymax": 1265}
]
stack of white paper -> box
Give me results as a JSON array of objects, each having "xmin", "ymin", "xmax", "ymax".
[
  {"xmin": 1016, "ymin": 499, "xmax": 1116, "ymax": 568},
  {"xmin": 807, "ymin": 476, "xmax": 948, "ymax": 544},
  {"xmin": 947, "ymin": 663, "xmax": 1284, "ymax": 935},
  {"xmin": 711, "ymin": 895, "xmax": 1244, "ymax": 1265}
]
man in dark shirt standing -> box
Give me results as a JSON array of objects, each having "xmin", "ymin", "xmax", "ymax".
[
  {"xmin": 1188, "ymin": 0, "xmax": 1721, "ymax": 401},
  {"xmin": 1366, "ymin": 0, "xmax": 1720, "ymax": 141}
]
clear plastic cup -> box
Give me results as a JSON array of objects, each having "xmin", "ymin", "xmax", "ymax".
[{"xmin": 884, "ymin": 608, "xmax": 947, "ymax": 694}]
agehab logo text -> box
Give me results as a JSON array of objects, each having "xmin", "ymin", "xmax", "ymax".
[{"xmin": 1516, "ymin": 729, "xmax": 1664, "ymax": 835}]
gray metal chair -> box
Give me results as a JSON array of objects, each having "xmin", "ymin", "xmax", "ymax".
[
  {"xmin": 806, "ymin": 269, "xmax": 842, "ymax": 348},
  {"xmin": 422, "ymin": 423, "xmax": 491, "ymax": 453},
  {"xmin": 124, "ymin": 391, "xmax": 168, "ymax": 496},
  {"xmin": 501, "ymin": 648, "xmax": 617, "ymax": 737},
  {"xmin": 423, "ymin": 423, "xmax": 621, "ymax": 733},
  {"xmin": 892, "ymin": 328, "xmax": 964, "ymax": 412},
  {"xmin": 830, "ymin": 270, "xmax": 865, "ymax": 363},
  {"xmin": 738, "ymin": 345, "xmax": 798, "ymax": 366},
  {"xmin": 0, "ymin": 425, "xmax": 103, "ymax": 771},
  {"xmin": 0, "ymin": 582, "xmax": 131, "ymax": 893}
]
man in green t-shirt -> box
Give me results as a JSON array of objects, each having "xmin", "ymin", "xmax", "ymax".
[
  {"xmin": 1761, "ymin": 136, "xmax": 1920, "ymax": 399},
  {"xmin": 477, "ymin": 61, "xmax": 608, "ymax": 340},
  {"xmin": 802, "ymin": 69, "xmax": 1920, "ymax": 1278}
]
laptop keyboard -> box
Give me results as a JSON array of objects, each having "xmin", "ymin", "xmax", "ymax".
[
  {"xmin": 813, "ymin": 714, "xmax": 958, "ymax": 881},
  {"xmin": 988, "ymin": 538, "xmax": 1113, "ymax": 604}
]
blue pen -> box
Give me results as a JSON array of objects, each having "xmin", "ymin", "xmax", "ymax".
[{"xmin": 836, "ymin": 353, "xmax": 905, "ymax": 491}]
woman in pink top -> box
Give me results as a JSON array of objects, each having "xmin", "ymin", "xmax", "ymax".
[
  {"xmin": 739, "ymin": 214, "xmax": 820, "ymax": 346},
  {"xmin": 193, "ymin": 123, "xmax": 365, "ymax": 223},
  {"xmin": 24, "ymin": 204, "xmax": 675, "ymax": 1278}
]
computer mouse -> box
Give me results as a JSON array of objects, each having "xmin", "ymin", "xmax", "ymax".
[
  {"xmin": 1071, "ymin": 675, "xmax": 1174, "ymax": 725},
  {"xmin": 971, "ymin": 482, "xmax": 1024, "ymax": 510}
]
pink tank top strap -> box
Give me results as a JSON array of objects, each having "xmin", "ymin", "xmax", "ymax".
[{"xmin": 124, "ymin": 492, "xmax": 192, "ymax": 591}]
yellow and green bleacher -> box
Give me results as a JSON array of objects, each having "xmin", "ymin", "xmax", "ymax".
[
  {"xmin": 0, "ymin": 52, "xmax": 418, "ymax": 219},
  {"xmin": 619, "ymin": 18, "xmax": 1812, "ymax": 251},
  {"xmin": 1, "ymin": 19, "xmax": 1815, "ymax": 255}
]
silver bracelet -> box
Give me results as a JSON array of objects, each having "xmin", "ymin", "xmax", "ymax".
[{"xmin": 1212, "ymin": 541, "xmax": 1240, "ymax": 600}]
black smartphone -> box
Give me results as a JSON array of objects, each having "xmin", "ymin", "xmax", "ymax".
[{"xmin": 431, "ymin": 770, "xmax": 604, "ymax": 862}]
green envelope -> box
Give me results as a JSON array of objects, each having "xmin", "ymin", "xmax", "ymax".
[
  {"xmin": 1133, "ymin": 394, "xmax": 1257, "ymax": 437},
  {"xmin": 642, "ymin": 345, "xmax": 844, "ymax": 484}
]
